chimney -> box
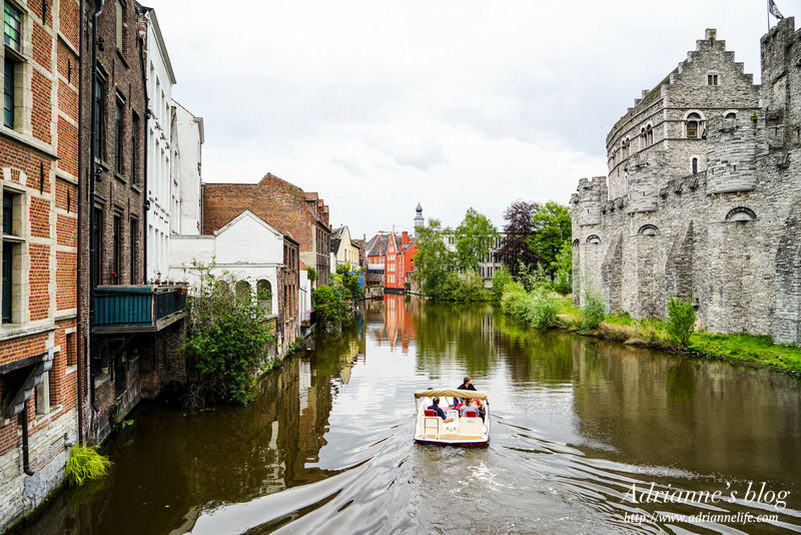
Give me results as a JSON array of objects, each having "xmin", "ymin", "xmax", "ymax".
[{"xmin": 401, "ymin": 231, "xmax": 410, "ymax": 244}]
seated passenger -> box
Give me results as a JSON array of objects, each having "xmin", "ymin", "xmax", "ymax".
[
  {"xmin": 427, "ymin": 397, "xmax": 447, "ymax": 420},
  {"xmin": 460, "ymin": 399, "xmax": 479, "ymax": 417}
]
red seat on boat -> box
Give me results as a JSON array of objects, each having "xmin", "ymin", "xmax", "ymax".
[
  {"xmin": 424, "ymin": 409, "xmax": 436, "ymax": 417},
  {"xmin": 465, "ymin": 410, "xmax": 477, "ymax": 417}
]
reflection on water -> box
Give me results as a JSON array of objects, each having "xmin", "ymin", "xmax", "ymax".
[{"xmin": 17, "ymin": 296, "xmax": 801, "ymax": 534}]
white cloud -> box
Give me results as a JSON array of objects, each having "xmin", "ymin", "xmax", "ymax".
[{"xmin": 149, "ymin": 0, "xmax": 775, "ymax": 237}]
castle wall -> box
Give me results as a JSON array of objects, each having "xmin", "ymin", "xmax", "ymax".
[{"xmin": 572, "ymin": 20, "xmax": 801, "ymax": 344}]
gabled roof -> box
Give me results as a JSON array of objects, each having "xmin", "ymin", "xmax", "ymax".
[{"xmin": 213, "ymin": 209, "xmax": 283, "ymax": 239}]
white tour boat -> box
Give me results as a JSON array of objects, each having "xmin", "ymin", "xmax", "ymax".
[{"xmin": 413, "ymin": 389, "xmax": 490, "ymax": 447}]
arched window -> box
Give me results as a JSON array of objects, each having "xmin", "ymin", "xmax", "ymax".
[
  {"xmin": 586, "ymin": 235, "xmax": 601, "ymax": 244},
  {"xmin": 638, "ymin": 224, "xmax": 659, "ymax": 236},
  {"xmin": 257, "ymin": 279, "xmax": 272, "ymax": 314},
  {"xmin": 621, "ymin": 138, "xmax": 630, "ymax": 158},
  {"xmin": 235, "ymin": 280, "xmax": 251, "ymax": 301},
  {"xmin": 724, "ymin": 112, "xmax": 737, "ymax": 120},
  {"xmin": 725, "ymin": 207, "xmax": 757, "ymax": 222},
  {"xmin": 640, "ymin": 127, "xmax": 646, "ymax": 147},
  {"xmin": 646, "ymin": 124, "xmax": 654, "ymax": 146},
  {"xmin": 691, "ymin": 157, "xmax": 698, "ymax": 175},
  {"xmin": 686, "ymin": 112, "xmax": 702, "ymax": 139},
  {"xmin": 572, "ymin": 239, "xmax": 580, "ymax": 247}
]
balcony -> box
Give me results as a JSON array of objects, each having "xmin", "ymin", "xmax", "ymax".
[{"xmin": 93, "ymin": 285, "xmax": 188, "ymax": 334}]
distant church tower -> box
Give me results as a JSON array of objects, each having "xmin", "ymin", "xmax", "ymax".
[{"xmin": 413, "ymin": 202, "xmax": 424, "ymax": 234}]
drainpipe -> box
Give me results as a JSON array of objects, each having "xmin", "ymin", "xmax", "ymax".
[
  {"xmin": 20, "ymin": 401, "xmax": 33, "ymax": 476},
  {"xmin": 76, "ymin": 0, "xmax": 85, "ymax": 444},
  {"xmin": 139, "ymin": 8, "xmax": 150, "ymax": 285},
  {"xmin": 89, "ymin": 0, "xmax": 107, "ymax": 415}
]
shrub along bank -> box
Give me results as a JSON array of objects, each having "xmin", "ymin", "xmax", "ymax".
[{"xmin": 496, "ymin": 283, "xmax": 801, "ymax": 376}]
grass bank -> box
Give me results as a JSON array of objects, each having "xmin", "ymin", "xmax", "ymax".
[{"xmin": 550, "ymin": 296, "xmax": 801, "ymax": 376}]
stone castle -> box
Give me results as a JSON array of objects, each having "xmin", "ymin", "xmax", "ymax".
[{"xmin": 571, "ymin": 18, "xmax": 801, "ymax": 344}]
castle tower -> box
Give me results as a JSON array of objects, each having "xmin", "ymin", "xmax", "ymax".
[{"xmin": 413, "ymin": 202, "xmax": 424, "ymax": 233}]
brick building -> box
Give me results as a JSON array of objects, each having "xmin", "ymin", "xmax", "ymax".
[
  {"xmin": 79, "ymin": 1, "xmax": 185, "ymax": 445},
  {"xmin": 202, "ymin": 172, "xmax": 332, "ymax": 286},
  {"xmin": 0, "ymin": 0, "xmax": 81, "ymax": 529}
]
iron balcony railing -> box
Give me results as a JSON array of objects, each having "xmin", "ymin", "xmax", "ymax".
[{"xmin": 93, "ymin": 285, "xmax": 188, "ymax": 333}]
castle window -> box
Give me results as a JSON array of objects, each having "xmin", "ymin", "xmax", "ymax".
[
  {"xmin": 638, "ymin": 224, "xmax": 659, "ymax": 236},
  {"xmin": 725, "ymin": 112, "xmax": 736, "ymax": 120},
  {"xmin": 686, "ymin": 112, "xmax": 702, "ymax": 139},
  {"xmin": 707, "ymin": 74, "xmax": 718, "ymax": 86},
  {"xmin": 725, "ymin": 207, "xmax": 756, "ymax": 222},
  {"xmin": 572, "ymin": 239, "xmax": 580, "ymax": 247},
  {"xmin": 691, "ymin": 157, "xmax": 698, "ymax": 175},
  {"xmin": 586, "ymin": 235, "xmax": 601, "ymax": 244}
]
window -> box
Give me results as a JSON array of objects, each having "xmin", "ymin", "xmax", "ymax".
[
  {"xmin": 92, "ymin": 206, "xmax": 103, "ymax": 284},
  {"xmin": 726, "ymin": 207, "xmax": 757, "ymax": 222},
  {"xmin": 112, "ymin": 213, "xmax": 121, "ymax": 283},
  {"xmin": 686, "ymin": 112, "xmax": 702, "ymax": 139},
  {"xmin": 114, "ymin": 97, "xmax": 124, "ymax": 173},
  {"xmin": 131, "ymin": 111, "xmax": 139, "ymax": 183},
  {"xmin": 638, "ymin": 224, "xmax": 659, "ymax": 236},
  {"xmin": 66, "ymin": 332, "xmax": 76, "ymax": 367},
  {"xmin": 93, "ymin": 72, "xmax": 106, "ymax": 160},
  {"xmin": 586, "ymin": 235, "xmax": 601, "ymax": 244},
  {"xmin": 129, "ymin": 216, "xmax": 137, "ymax": 283},
  {"xmin": 2, "ymin": 190, "xmax": 21, "ymax": 324},
  {"xmin": 3, "ymin": 56, "xmax": 13, "ymax": 128},
  {"xmin": 692, "ymin": 157, "xmax": 698, "ymax": 175},
  {"xmin": 646, "ymin": 124, "xmax": 653, "ymax": 146},
  {"xmin": 3, "ymin": 2, "xmax": 22, "ymax": 52},
  {"xmin": 707, "ymin": 74, "xmax": 718, "ymax": 86}
]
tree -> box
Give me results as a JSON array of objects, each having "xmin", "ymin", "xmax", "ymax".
[
  {"xmin": 551, "ymin": 241, "xmax": 573, "ymax": 295},
  {"xmin": 183, "ymin": 264, "xmax": 275, "ymax": 407},
  {"xmin": 498, "ymin": 200, "xmax": 539, "ymax": 278},
  {"xmin": 411, "ymin": 218, "xmax": 453, "ymax": 296},
  {"xmin": 454, "ymin": 208, "xmax": 499, "ymax": 273},
  {"xmin": 335, "ymin": 262, "xmax": 363, "ymax": 301},
  {"xmin": 313, "ymin": 284, "xmax": 347, "ymax": 325},
  {"xmin": 306, "ymin": 266, "xmax": 318, "ymax": 289},
  {"xmin": 526, "ymin": 202, "xmax": 571, "ymax": 276}
]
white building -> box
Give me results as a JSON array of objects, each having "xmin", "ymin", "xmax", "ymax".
[
  {"xmin": 172, "ymin": 101, "xmax": 204, "ymax": 235},
  {"xmin": 169, "ymin": 210, "xmax": 283, "ymax": 315},
  {"xmin": 145, "ymin": 10, "xmax": 176, "ymax": 282}
]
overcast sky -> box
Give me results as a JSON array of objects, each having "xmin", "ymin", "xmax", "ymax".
[{"xmin": 147, "ymin": 0, "xmax": 787, "ymax": 238}]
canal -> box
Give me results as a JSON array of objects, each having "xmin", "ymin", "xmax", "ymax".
[{"xmin": 17, "ymin": 296, "xmax": 801, "ymax": 534}]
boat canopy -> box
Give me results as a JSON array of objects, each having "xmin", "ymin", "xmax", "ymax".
[{"xmin": 414, "ymin": 389, "xmax": 488, "ymax": 400}]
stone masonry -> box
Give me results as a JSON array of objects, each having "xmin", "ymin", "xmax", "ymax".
[{"xmin": 572, "ymin": 20, "xmax": 801, "ymax": 344}]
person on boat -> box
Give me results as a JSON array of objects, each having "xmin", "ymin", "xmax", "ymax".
[
  {"xmin": 456, "ymin": 376, "xmax": 477, "ymax": 404},
  {"xmin": 427, "ymin": 397, "xmax": 447, "ymax": 420},
  {"xmin": 460, "ymin": 398, "xmax": 479, "ymax": 417}
]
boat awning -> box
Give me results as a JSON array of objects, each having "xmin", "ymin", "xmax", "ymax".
[{"xmin": 414, "ymin": 389, "xmax": 487, "ymax": 400}]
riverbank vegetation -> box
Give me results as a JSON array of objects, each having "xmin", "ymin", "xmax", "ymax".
[
  {"xmin": 65, "ymin": 445, "xmax": 111, "ymax": 487},
  {"xmin": 412, "ymin": 209, "xmax": 497, "ymax": 301},
  {"xmin": 183, "ymin": 265, "xmax": 276, "ymax": 407},
  {"xmin": 313, "ymin": 263, "xmax": 363, "ymax": 326},
  {"xmin": 501, "ymin": 288, "xmax": 801, "ymax": 376}
]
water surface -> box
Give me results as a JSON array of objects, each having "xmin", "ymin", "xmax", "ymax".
[{"xmin": 19, "ymin": 296, "xmax": 801, "ymax": 534}]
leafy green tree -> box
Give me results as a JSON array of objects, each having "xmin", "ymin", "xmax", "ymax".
[
  {"xmin": 551, "ymin": 241, "xmax": 573, "ymax": 295},
  {"xmin": 454, "ymin": 208, "xmax": 500, "ymax": 273},
  {"xmin": 491, "ymin": 265, "xmax": 514, "ymax": 301},
  {"xmin": 313, "ymin": 283, "xmax": 348, "ymax": 325},
  {"xmin": 336, "ymin": 262, "xmax": 363, "ymax": 301},
  {"xmin": 412, "ymin": 218, "xmax": 453, "ymax": 296},
  {"xmin": 526, "ymin": 202, "xmax": 572, "ymax": 276},
  {"xmin": 306, "ymin": 266, "xmax": 318, "ymax": 289},
  {"xmin": 184, "ymin": 264, "xmax": 275, "ymax": 407}
]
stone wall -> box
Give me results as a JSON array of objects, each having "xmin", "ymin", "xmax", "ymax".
[{"xmin": 572, "ymin": 18, "xmax": 801, "ymax": 344}]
